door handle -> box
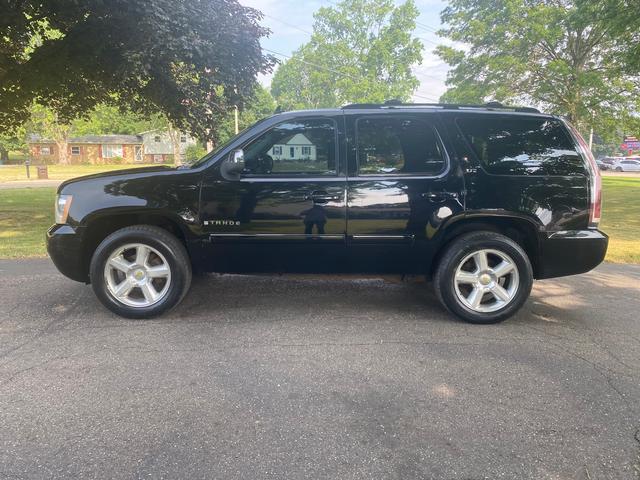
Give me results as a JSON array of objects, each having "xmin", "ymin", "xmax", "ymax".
[
  {"xmin": 422, "ymin": 191, "xmax": 458, "ymax": 201},
  {"xmin": 306, "ymin": 191, "xmax": 341, "ymax": 203}
]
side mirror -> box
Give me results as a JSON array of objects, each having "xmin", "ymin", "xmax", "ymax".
[{"xmin": 221, "ymin": 149, "xmax": 245, "ymax": 179}]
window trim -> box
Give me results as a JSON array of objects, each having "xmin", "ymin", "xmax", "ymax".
[
  {"xmin": 454, "ymin": 114, "xmax": 588, "ymax": 178},
  {"xmin": 353, "ymin": 115, "xmax": 450, "ymax": 180},
  {"xmin": 70, "ymin": 146, "xmax": 81, "ymax": 156},
  {"xmin": 239, "ymin": 116, "xmax": 340, "ymax": 180},
  {"xmin": 101, "ymin": 144, "xmax": 124, "ymax": 159}
]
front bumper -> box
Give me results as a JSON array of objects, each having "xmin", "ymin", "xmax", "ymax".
[
  {"xmin": 46, "ymin": 224, "xmax": 89, "ymax": 283},
  {"xmin": 537, "ymin": 229, "xmax": 608, "ymax": 279}
]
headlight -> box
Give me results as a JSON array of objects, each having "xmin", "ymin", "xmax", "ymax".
[{"xmin": 55, "ymin": 194, "xmax": 73, "ymax": 224}]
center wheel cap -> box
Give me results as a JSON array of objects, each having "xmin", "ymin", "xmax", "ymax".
[
  {"xmin": 134, "ymin": 269, "xmax": 145, "ymax": 280},
  {"xmin": 479, "ymin": 273, "xmax": 492, "ymax": 285}
]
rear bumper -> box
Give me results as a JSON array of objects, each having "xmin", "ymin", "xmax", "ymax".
[
  {"xmin": 46, "ymin": 224, "xmax": 89, "ymax": 283},
  {"xmin": 536, "ymin": 229, "xmax": 608, "ymax": 279}
]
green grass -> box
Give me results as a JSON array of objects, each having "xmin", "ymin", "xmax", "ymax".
[
  {"xmin": 0, "ymin": 177, "xmax": 638, "ymax": 262},
  {"xmin": 600, "ymin": 176, "xmax": 640, "ymax": 264},
  {"xmin": 0, "ymin": 163, "xmax": 171, "ymax": 182},
  {"xmin": 0, "ymin": 188, "xmax": 55, "ymax": 258}
]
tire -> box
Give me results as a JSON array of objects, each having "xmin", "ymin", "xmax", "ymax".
[
  {"xmin": 615, "ymin": 167, "xmax": 623, "ymax": 172},
  {"xmin": 434, "ymin": 231, "xmax": 533, "ymax": 324},
  {"xmin": 89, "ymin": 225, "xmax": 192, "ymax": 319}
]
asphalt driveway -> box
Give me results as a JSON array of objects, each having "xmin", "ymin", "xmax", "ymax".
[{"xmin": 1, "ymin": 259, "xmax": 639, "ymax": 479}]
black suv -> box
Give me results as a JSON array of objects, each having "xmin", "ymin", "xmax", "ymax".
[{"xmin": 47, "ymin": 102, "xmax": 607, "ymax": 323}]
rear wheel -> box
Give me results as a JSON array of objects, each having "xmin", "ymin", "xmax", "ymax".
[
  {"xmin": 615, "ymin": 167, "xmax": 623, "ymax": 172},
  {"xmin": 90, "ymin": 225, "xmax": 192, "ymax": 318},
  {"xmin": 434, "ymin": 231, "xmax": 533, "ymax": 324}
]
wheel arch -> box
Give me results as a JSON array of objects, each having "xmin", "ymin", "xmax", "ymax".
[
  {"xmin": 81, "ymin": 210, "xmax": 192, "ymax": 280},
  {"xmin": 431, "ymin": 213, "xmax": 543, "ymax": 278}
]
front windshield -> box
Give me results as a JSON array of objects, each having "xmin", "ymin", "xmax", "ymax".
[{"xmin": 189, "ymin": 116, "xmax": 273, "ymax": 168}]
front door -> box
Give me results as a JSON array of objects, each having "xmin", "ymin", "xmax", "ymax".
[
  {"xmin": 199, "ymin": 114, "xmax": 347, "ymax": 273},
  {"xmin": 345, "ymin": 112, "xmax": 464, "ymax": 273}
]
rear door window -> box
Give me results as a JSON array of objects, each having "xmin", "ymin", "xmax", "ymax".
[
  {"xmin": 356, "ymin": 116, "xmax": 446, "ymax": 176},
  {"xmin": 456, "ymin": 115, "xmax": 586, "ymax": 176}
]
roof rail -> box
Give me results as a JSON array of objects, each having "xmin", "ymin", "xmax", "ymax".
[{"xmin": 342, "ymin": 100, "xmax": 540, "ymax": 114}]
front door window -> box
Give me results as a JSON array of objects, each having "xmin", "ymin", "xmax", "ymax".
[{"xmin": 242, "ymin": 118, "xmax": 337, "ymax": 176}]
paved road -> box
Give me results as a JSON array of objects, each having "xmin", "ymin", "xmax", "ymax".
[
  {"xmin": 0, "ymin": 179, "xmax": 62, "ymax": 189},
  {"xmin": 1, "ymin": 260, "xmax": 639, "ymax": 479}
]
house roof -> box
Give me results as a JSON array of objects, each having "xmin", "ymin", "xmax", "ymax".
[
  {"xmin": 27, "ymin": 134, "xmax": 142, "ymax": 145},
  {"xmin": 69, "ymin": 135, "xmax": 142, "ymax": 145}
]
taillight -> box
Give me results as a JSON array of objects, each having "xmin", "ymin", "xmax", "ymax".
[{"xmin": 565, "ymin": 121, "xmax": 602, "ymax": 228}]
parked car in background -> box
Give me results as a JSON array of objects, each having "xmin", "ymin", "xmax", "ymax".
[
  {"xmin": 613, "ymin": 158, "xmax": 640, "ymax": 172},
  {"xmin": 595, "ymin": 159, "xmax": 610, "ymax": 170},
  {"xmin": 47, "ymin": 101, "xmax": 607, "ymax": 324},
  {"xmin": 599, "ymin": 156, "xmax": 623, "ymax": 170}
]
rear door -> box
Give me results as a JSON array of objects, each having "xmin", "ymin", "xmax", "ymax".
[
  {"xmin": 199, "ymin": 113, "xmax": 348, "ymax": 273},
  {"xmin": 345, "ymin": 111, "xmax": 465, "ymax": 273}
]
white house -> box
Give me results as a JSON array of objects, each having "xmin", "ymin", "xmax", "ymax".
[
  {"xmin": 139, "ymin": 129, "xmax": 198, "ymax": 163},
  {"xmin": 268, "ymin": 133, "xmax": 316, "ymax": 161}
]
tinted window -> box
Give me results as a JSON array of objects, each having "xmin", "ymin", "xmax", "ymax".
[
  {"xmin": 457, "ymin": 116, "xmax": 586, "ymax": 176},
  {"xmin": 356, "ymin": 117, "xmax": 446, "ymax": 175},
  {"xmin": 243, "ymin": 119, "xmax": 336, "ymax": 175}
]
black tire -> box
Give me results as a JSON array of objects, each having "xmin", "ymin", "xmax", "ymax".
[
  {"xmin": 615, "ymin": 167, "xmax": 623, "ymax": 172},
  {"xmin": 89, "ymin": 225, "xmax": 192, "ymax": 319},
  {"xmin": 434, "ymin": 231, "xmax": 533, "ymax": 324}
]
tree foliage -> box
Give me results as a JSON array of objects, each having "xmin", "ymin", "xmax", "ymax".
[
  {"xmin": 436, "ymin": 0, "xmax": 640, "ymax": 135},
  {"xmin": 271, "ymin": 0, "xmax": 423, "ymax": 110},
  {"xmin": 0, "ymin": 0, "xmax": 274, "ymax": 139},
  {"xmin": 216, "ymin": 85, "xmax": 276, "ymax": 146}
]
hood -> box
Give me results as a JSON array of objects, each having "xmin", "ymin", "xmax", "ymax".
[{"xmin": 58, "ymin": 165, "xmax": 175, "ymax": 191}]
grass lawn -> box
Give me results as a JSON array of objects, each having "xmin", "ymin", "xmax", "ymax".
[
  {"xmin": 599, "ymin": 176, "xmax": 640, "ymax": 264},
  {"xmin": 0, "ymin": 177, "xmax": 638, "ymax": 263},
  {"xmin": 0, "ymin": 188, "xmax": 55, "ymax": 258},
  {"xmin": 0, "ymin": 163, "xmax": 171, "ymax": 182}
]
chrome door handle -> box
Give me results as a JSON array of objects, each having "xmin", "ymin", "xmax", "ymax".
[{"xmin": 422, "ymin": 191, "xmax": 458, "ymax": 200}]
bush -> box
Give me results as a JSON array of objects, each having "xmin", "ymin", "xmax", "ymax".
[{"xmin": 185, "ymin": 144, "xmax": 206, "ymax": 163}]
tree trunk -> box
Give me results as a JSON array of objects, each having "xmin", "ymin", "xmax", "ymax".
[
  {"xmin": 56, "ymin": 140, "xmax": 69, "ymax": 164},
  {"xmin": 0, "ymin": 144, "xmax": 8, "ymax": 164},
  {"xmin": 167, "ymin": 123, "xmax": 182, "ymax": 166}
]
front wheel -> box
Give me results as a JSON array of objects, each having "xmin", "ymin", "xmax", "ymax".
[
  {"xmin": 89, "ymin": 225, "xmax": 192, "ymax": 318},
  {"xmin": 434, "ymin": 231, "xmax": 533, "ymax": 324}
]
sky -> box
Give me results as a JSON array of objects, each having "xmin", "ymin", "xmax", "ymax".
[{"xmin": 239, "ymin": 0, "xmax": 450, "ymax": 103}]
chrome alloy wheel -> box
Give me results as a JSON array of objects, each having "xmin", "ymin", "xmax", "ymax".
[
  {"xmin": 103, "ymin": 243, "xmax": 172, "ymax": 308},
  {"xmin": 453, "ymin": 249, "xmax": 519, "ymax": 313}
]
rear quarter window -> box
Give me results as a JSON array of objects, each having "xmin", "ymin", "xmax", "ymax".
[{"xmin": 456, "ymin": 115, "xmax": 586, "ymax": 176}]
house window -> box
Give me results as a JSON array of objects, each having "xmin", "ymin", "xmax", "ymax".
[
  {"xmin": 71, "ymin": 146, "xmax": 81, "ymax": 155},
  {"xmin": 102, "ymin": 144, "xmax": 124, "ymax": 158},
  {"xmin": 154, "ymin": 136, "xmax": 161, "ymax": 143},
  {"xmin": 41, "ymin": 146, "xmax": 51, "ymax": 155},
  {"xmin": 243, "ymin": 118, "xmax": 337, "ymax": 175},
  {"xmin": 180, "ymin": 136, "xmax": 187, "ymax": 143}
]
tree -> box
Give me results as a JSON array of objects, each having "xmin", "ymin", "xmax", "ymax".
[
  {"xmin": 26, "ymin": 104, "xmax": 73, "ymax": 164},
  {"xmin": 216, "ymin": 85, "xmax": 276, "ymax": 146},
  {"xmin": 436, "ymin": 0, "xmax": 640, "ymax": 135},
  {"xmin": 0, "ymin": 0, "xmax": 274, "ymax": 140},
  {"xmin": 72, "ymin": 104, "xmax": 165, "ymax": 136},
  {"xmin": 271, "ymin": 0, "xmax": 423, "ymax": 110}
]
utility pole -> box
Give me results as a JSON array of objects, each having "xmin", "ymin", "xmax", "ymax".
[
  {"xmin": 588, "ymin": 111, "xmax": 594, "ymax": 151},
  {"xmin": 234, "ymin": 104, "xmax": 239, "ymax": 135}
]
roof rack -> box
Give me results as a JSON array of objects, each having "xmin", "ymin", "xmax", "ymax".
[{"xmin": 342, "ymin": 99, "xmax": 540, "ymax": 114}]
